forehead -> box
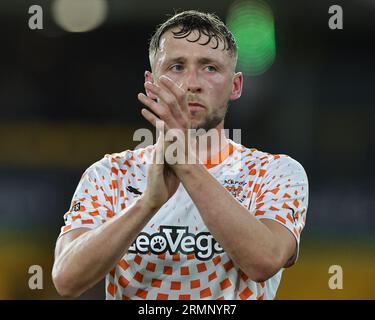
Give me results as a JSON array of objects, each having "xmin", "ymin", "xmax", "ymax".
[{"xmin": 155, "ymin": 28, "xmax": 232, "ymax": 65}]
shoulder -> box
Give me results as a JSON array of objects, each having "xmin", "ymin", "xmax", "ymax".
[
  {"xmin": 232, "ymin": 141, "xmax": 307, "ymax": 178},
  {"xmin": 84, "ymin": 145, "xmax": 155, "ymax": 177}
]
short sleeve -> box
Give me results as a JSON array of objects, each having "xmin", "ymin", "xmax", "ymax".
[
  {"xmin": 252, "ymin": 156, "xmax": 309, "ymax": 266},
  {"xmin": 59, "ymin": 157, "xmax": 115, "ymax": 238}
]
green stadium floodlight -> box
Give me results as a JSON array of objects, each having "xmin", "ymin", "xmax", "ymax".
[{"xmin": 227, "ymin": 0, "xmax": 276, "ymax": 75}]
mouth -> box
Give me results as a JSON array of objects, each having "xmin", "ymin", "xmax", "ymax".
[{"xmin": 188, "ymin": 102, "xmax": 205, "ymax": 112}]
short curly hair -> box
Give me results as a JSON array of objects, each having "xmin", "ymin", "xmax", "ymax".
[{"xmin": 149, "ymin": 10, "xmax": 238, "ymax": 64}]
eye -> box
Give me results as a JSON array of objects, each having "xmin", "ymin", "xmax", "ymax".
[
  {"xmin": 205, "ymin": 65, "xmax": 217, "ymax": 72},
  {"xmin": 170, "ymin": 64, "xmax": 184, "ymax": 72}
]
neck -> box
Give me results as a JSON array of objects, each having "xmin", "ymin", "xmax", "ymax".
[{"xmin": 191, "ymin": 121, "xmax": 229, "ymax": 164}]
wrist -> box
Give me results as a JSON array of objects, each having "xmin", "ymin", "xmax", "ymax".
[
  {"xmin": 137, "ymin": 194, "xmax": 162, "ymax": 215},
  {"xmin": 172, "ymin": 162, "xmax": 202, "ymax": 177}
]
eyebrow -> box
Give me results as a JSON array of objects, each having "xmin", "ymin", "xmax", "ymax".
[
  {"xmin": 163, "ymin": 57, "xmax": 186, "ymax": 65},
  {"xmin": 163, "ymin": 56, "xmax": 224, "ymax": 67}
]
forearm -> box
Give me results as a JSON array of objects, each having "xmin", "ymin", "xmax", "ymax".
[
  {"xmin": 173, "ymin": 164, "xmax": 282, "ymax": 281},
  {"xmin": 53, "ymin": 196, "xmax": 159, "ymax": 297}
]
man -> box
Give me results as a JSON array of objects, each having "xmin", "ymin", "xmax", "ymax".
[{"xmin": 52, "ymin": 10, "xmax": 308, "ymax": 300}]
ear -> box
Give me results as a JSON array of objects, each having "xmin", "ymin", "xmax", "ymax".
[
  {"xmin": 144, "ymin": 70, "xmax": 158, "ymax": 100},
  {"xmin": 229, "ymin": 72, "xmax": 243, "ymax": 101}
]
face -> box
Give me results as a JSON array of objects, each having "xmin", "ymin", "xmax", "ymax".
[{"xmin": 147, "ymin": 28, "xmax": 243, "ymax": 131}]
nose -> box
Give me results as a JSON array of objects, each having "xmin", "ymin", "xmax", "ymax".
[{"xmin": 185, "ymin": 70, "xmax": 202, "ymax": 94}]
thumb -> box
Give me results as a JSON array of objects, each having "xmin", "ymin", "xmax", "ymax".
[{"xmin": 155, "ymin": 131, "xmax": 164, "ymax": 165}]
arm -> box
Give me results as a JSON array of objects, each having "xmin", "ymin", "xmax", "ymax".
[
  {"xmin": 172, "ymin": 163, "xmax": 297, "ymax": 282},
  {"xmin": 52, "ymin": 196, "xmax": 158, "ymax": 298},
  {"xmin": 53, "ymin": 137, "xmax": 180, "ymax": 298}
]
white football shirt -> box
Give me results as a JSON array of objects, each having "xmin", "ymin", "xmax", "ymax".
[{"xmin": 59, "ymin": 139, "xmax": 308, "ymax": 300}]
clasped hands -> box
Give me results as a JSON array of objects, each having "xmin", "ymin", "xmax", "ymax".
[{"xmin": 138, "ymin": 75, "xmax": 198, "ymax": 167}]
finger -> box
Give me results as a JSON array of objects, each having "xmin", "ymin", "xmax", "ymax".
[
  {"xmin": 139, "ymin": 92, "xmax": 178, "ymax": 128},
  {"xmin": 138, "ymin": 92, "xmax": 166, "ymax": 119},
  {"xmin": 159, "ymin": 75, "xmax": 188, "ymax": 112},
  {"xmin": 144, "ymin": 81, "xmax": 181, "ymax": 119},
  {"xmin": 155, "ymin": 132, "xmax": 165, "ymax": 165},
  {"xmin": 143, "ymin": 110, "xmax": 165, "ymax": 166},
  {"xmin": 141, "ymin": 107, "xmax": 160, "ymax": 128},
  {"xmin": 150, "ymin": 147, "xmax": 164, "ymax": 167}
]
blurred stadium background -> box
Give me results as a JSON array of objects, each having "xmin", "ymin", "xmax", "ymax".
[{"xmin": 0, "ymin": 0, "xmax": 374, "ymax": 299}]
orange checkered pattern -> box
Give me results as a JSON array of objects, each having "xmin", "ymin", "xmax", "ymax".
[{"xmin": 59, "ymin": 140, "xmax": 308, "ymax": 300}]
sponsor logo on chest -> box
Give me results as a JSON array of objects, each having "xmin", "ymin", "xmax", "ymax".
[{"xmin": 129, "ymin": 225, "xmax": 224, "ymax": 260}]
